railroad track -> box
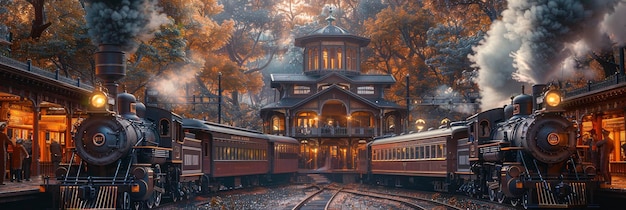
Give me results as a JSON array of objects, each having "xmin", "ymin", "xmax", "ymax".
[
  {"xmin": 339, "ymin": 188, "xmax": 462, "ymax": 210},
  {"xmin": 291, "ymin": 185, "xmax": 340, "ymax": 210},
  {"xmin": 291, "ymin": 185, "xmax": 462, "ymax": 210}
]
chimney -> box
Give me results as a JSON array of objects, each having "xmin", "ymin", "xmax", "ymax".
[
  {"xmin": 95, "ymin": 44, "xmax": 126, "ymax": 110},
  {"xmin": 532, "ymin": 84, "xmax": 547, "ymax": 111}
]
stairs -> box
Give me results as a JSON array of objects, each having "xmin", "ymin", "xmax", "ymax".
[{"xmin": 307, "ymin": 174, "xmax": 330, "ymax": 184}]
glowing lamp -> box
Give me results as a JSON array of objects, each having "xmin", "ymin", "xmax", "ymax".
[
  {"xmin": 87, "ymin": 87, "xmax": 114, "ymax": 115},
  {"xmin": 544, "ymin": 90, "xmax": 561, "ymax": 107},
  {"xmin": 90, "ymin": 93, "xmax": 107, "ymax": 108}
]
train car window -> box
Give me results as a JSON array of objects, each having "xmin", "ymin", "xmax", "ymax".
[
  {"xmin": 426, "ymin": 146, "xmax": 431, "ymax": 159},
  {"xmin": 439, "ymin": 144, "xmax": 446, "ymax": 158},
  {"xmin": 403, "ymin": 147, "xmax": 407, "ymax": 159},
  {"xmin": 204, "ymin": 142, "xmax": 208, "ymax": 157},
  {"xmin": 414, "ymin": 147, "xmax": 419, "ymax": 159},
  {"xmin": 159, "ymin": 119, "xmax": 170, "ymax": 136},
  {"xmin": 431, "ymin": 145, "xmax": 437, "ymax": 159},
  {"xmin": 479, "ymin": 120, "xmax": 490, "ymax": 137}
]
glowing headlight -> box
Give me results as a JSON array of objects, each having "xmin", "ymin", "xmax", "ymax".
[
  {"xmin": 90, "ymin": 93, "xmax": 107, "ymax": 108},
  {"xmin": 544, "ymin": 91, "xmax": 561, "ymax": 107}
]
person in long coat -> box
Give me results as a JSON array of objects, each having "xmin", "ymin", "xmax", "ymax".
[
  {"xmin": 0, "ymin": 122, "xmax": 9, "ymax": 185},
  {"xmin": 22, "ymin": 138, "xmax": 32, "ymax": 181},
  {"xmin": 596, "ymin": 129, "xmax": 614, "ymax": 185},
  {"xmin": 11, "ymin": 139, "xmax": 29, "ymax": 182},
  {"xmin": 50, "ymin": 140, "xmax": 62, "ymax": 171}
]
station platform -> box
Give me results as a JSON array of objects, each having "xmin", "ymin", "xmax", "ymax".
[
  {"xmin": 0, "ymin": 176, "xmax": 42, "ymax": 203},
  {"xmin": 600, "ymin": 175, "xmax": 626, "ymax": 191}
]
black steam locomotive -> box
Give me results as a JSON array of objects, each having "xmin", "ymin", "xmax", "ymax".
[
  {"xmin": 366, "ymin": 84, "xmax": 599, "ymax": 209},
  {"xmin": 40, "ymin": 86, "xmax": 299, "ymax": 209}
]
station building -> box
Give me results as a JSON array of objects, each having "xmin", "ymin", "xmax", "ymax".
[
  {"xmin": 0, "ymin": 55, "xmax": 91, "ymax": 178},
  {"xmin": 260, "ymin": 14, "xmax": 406, "ymax": 173}
]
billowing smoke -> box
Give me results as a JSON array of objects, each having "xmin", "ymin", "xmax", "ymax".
[
  {"xmin": 84, "ymin": 0, "xmax": 170, "ymax": 52},
  {"xmin": 469, "ymin": 0, "xmax": 625, "ymax": 110}
]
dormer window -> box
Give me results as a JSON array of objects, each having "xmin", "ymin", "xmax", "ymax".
[
  {"xmin": 294, "ymin": 85, "xmax": 310, "ymax": 94},
  {"xmin": 357, "ymin": 86, "xmax": 374, "ymax": 95}
]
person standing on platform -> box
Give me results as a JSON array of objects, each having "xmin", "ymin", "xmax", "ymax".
[
  {"xmin": 22, "ymin": 137, "xmax": 32, "ymax": 181},
  {"xmin": 585, "ymin": 129, "xmax": 598, "ymax": 168},
  {"xmin": 50, "ymin": 139, "xmax": 62, "ymax": 172},
  {"xmin": 0, "ymin": 122, "xmax": 9, "ymax": 185},
  {"xmin": 596, "ymin": 128, "xmax": 614, "ymax": 185},
  {"xmin": 11, "ymin": 139, "xmax": 28, "ymax": 182}
]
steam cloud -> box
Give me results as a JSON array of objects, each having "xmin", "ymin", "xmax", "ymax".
[
  {"xmin": 469, "ymin": 0, "xmax": 626, "ymax": 110},
  {"xmin": 84, "ymin": 0, "xmax": 170, "ymax": 52}
]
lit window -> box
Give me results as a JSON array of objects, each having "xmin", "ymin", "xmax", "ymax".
[
  {"xmin": 294, "ymin": 86, "xmax": 310, "ymax": 94},
  {"xmin": 357, "ymin": 86, "xmax": 374, "ymax": 94}
]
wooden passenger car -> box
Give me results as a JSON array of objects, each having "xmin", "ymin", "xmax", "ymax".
[
  {"xmin": 182, "ymin": 119, "xmax": 270, "ymax": 188},
  {"xmin": 368, "ymin": 124, "xmax": 468, "ymax": 191},
  {"xmin": 267, "ymin": 135, "xmax": 299, "ymax": 175}
]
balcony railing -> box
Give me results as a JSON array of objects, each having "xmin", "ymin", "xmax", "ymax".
[
  {"xmin": 292, "ymin": 126, "xmax": 376, "ymax": 138},
  {"xmin": 565, "ymin": 73, "xmax": 626, "ymax": 98}
]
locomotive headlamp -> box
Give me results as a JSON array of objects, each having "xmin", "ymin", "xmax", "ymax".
[
  {"xmin": 544, "ymin": 90, "xmax": 561, "ymax": 107},
  {"xmin": 91, "ymin": 93, "xmax": 107, "ymax": 108},
  {"xmin": 87, "ymin": 88, "xmax": 114, "ymax": 115}
]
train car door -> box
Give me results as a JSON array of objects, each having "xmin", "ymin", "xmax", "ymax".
[{"xmin": 197, "ymin": 132, "xmax": 212, "ymax": 175}]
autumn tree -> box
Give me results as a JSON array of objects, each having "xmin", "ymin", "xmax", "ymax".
[{"xmin": 2, "ymin": 0, "xmax": 96, "ymax": 84}]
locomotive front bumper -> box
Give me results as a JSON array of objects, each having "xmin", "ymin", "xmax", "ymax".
[
  {"xmin": 518, "ymin": 180, "xmax": 600, "ymax": 209},
  {"xmin": 41, "ymin": 179, "xmax": 141, "ymax": 209}
]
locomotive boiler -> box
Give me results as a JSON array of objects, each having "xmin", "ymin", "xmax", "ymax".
[
  {"xmin": 461, "ymin": 84, "xmax": 598, "ymax": 208},
  {"xmin": 41, "ymin": 86, "xmax": 178, "ymax": 209},
  {"xmin": 366, "ymin": 84, "xmax": 599, "ymax": 209}
]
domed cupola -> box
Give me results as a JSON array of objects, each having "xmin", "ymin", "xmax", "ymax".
[{"xmin": 294, "ymin": 10, "xmax": 370, "ymax": 76}]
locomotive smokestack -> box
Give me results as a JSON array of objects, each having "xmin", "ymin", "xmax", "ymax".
[
  {"xmin": 532, "ymin": 84, "xmax": 547, "ymax": 111},
  {"xmin": 95, "ymin": 44, "xmax": 126, "ymax": 109}
]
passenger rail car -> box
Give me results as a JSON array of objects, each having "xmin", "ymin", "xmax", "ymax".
[
  {"xmin": 369, "ymin": 125, "xmax": 467, "ymax": 191},
  {"xmin": 41, "ymin": 87, "xmax": 299, "ymax": 209},
  {"xmin": 182, "ymin": 119, "xmax": 299, "ymax": 191},
  {"xmin": 366, "ymin": 84, "xmax": 600, "ymax": 209}
]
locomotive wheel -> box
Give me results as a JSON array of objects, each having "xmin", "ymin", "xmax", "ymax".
[
  {"xmin": 123, "ymin": 192, "xmax": 131, "ymax": 210},
  {"xmin": 497, "ymin": 191, "xmax": 505, "ymax": 204},
  {"xmin": 171, "ymin": 191, "xmax": 179, "ymax": 202},
  {"xmin": 510, "ymin": 198, "xmax": 519, "ymax": 206},
  {"xmin": 522, "ymin": 194, "xmax": 528, "ymax": 209},
  {"xmin": 488, "ymin": 188, "xmax": 496, "ymax": 202},
  {"xmin": 152, "ymin": 164, "xmax": 163, "ymax": 207},
  {"xmin": 146, "ymin": 198, "xmax": 154, "ymax": 209},
  {"xmin": 133, "ymin": 202, "xmax": 141, "ymax": 210}
]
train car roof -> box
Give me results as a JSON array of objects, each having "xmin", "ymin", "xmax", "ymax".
[
  {"xmin": 371, "ymin": 125, "xmax": 467, "ymax": 145},
  {"xmin": 265, "ymin": 134, "xmax": 299, "ymax": 144},
  {"xmin": 182, "ymin": 118, "xmax": 266, "ymax": 138}
]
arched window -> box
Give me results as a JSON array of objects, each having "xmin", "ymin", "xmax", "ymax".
[
  {"xmin": 349, "ymin": 48, "xmax": 357, "ymax": 70},
  {"xmin": 479, "ymin": 120, "xmax": 490, "ymax": 137},
  {"xmin": 272, "ymin": 116, "xmax": 282, "ymax": 132},
  {"xmin": 386, "ymin": 116, "xmax": 395, "ymax": 133},
  {"xmin": 329, "ymin": 48, "xmax": 336, "ymax": 69},
  {"xmin": 307, "ymin": 49, "xmax": 313, "ymax": 70},
  {"xmin": 322, "ymin": 48, "xmax": 329, "ymax": 69},
  {"xmin": 346, "ymin": 48, "xmax": 352, "ymax": 70},
  {"xmin": 337, "ymin": 48, "xmax": 343, "ymax": 69}
]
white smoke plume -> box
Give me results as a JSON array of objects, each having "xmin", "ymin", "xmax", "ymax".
[
  {"xmin": 469, "ymin": 0, "xmax": 626, "ymax": 110},
  {"xmin": 85, "ymin": 0, "xmax": 171, "ymax": 52}
]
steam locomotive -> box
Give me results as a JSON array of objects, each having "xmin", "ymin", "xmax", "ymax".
[
  {"xmin": 40, "ymin": 86, "xmax": 299, "ymax": 209},
  {"xmin": 364, "ymin": 84, "xmax": 599, "ymax": 209}
]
